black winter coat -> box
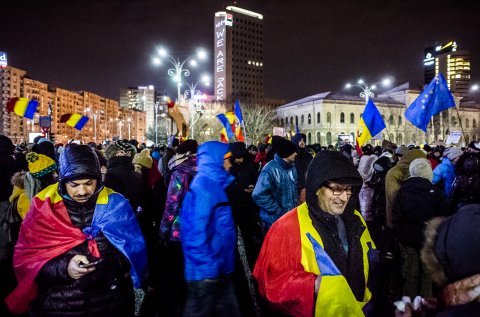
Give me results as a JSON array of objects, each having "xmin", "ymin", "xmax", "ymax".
[
  {"xmin": 104, "ymin": 156, "xmax": 145, "ymax": 213},
  {"xmin": 294, "ymin": 149, "xmax": 313, "ymax": 190},
  {"xmin": 392, "ymin": 177, "xmax": 449, "ymax": 249},
  {"xmin": 32, "ymin": 196, "xmax": 134, "ymax": 317}
]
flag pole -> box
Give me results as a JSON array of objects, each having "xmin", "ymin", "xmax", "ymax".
[{"xmin": 453, "ymin": 105, "xmax": 467, "ymax": 146}]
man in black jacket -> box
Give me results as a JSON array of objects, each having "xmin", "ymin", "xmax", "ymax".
[
  {"xmin": 392, "ymin": 158, "xmax": 449, "ymax": 299},
  {"xmin": 4, "ymin": 144, "xmax": 147, "ymax": 317}
]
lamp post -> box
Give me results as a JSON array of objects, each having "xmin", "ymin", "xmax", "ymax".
[
  {"xmin": 152, "ymin": 47, "xmax": 207, "ymax": 101},
  {"xmin": 127, "ymin": 118, "xmax": 131, "ymax": 140},
  {"xmin": 344, "ymin": 77, "xmax": 393, "ymax": 103}
]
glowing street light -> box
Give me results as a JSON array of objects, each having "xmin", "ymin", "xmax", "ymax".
[
  {"xmin": 471, "ymin": 84, "xmax": 479, "ymax": 92},
  {"xmin": 344, "ymin": 76, "xmax": 394, "ymax": 103},
  {"xmin": 152, "ymin": 46, "xmax": 208, "ymax": 101},
  {"xmin": 184, "ymin": 73, "xmax": 211, "ymax": 100}
]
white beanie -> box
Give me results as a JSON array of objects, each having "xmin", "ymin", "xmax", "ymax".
[
  {"xmin": 444, "ymin": 147, "xmax": 463, "ymax": 161},
  {"xmin": 409, "ymin": 158, "xmax": 433, "ymax": 182}
]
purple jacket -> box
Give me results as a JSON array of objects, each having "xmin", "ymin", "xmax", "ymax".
[{"xmin": 159, "ymin": 154, "xmax": 197, "ymax": 241}]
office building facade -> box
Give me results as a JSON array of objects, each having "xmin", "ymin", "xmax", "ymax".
[
  {"xmin": 424, "ymin": 41, "xmax": 471, "ymax": 97},
  {"xmin": 0, "ymin": 65, "xmax": 146, "ymax": 144},
  {"xmin": 214, "ymin": 6, "xmax": 264, "ymax": 107}
]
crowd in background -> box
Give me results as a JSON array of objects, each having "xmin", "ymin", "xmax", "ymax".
[{"xmin": 1, "ymin": 132, "xmax": 480, "ymax": 317}]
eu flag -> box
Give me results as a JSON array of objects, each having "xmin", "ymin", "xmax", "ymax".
[{"xmin": 405, "ymin": 73, "xmax": 455, "ymax": 133}]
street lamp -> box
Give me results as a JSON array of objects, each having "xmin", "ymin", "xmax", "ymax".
[
  {"xmin": 471, "ymin": 84, "xmax": 479, "ymax": 93},
  {"xmin": 127, "ymin": 118, "xmax": 131, "ymax": 140},
  {"xmin": 152, "ymin": 46, "xmax": 208, "ymax": 101},
  {"xmin": 345, "ymin": 77, "xmax": 394, "ymax": 103},
  {"xmin": 184, "ymin": 74, "xmax": 210, "ymax": 100}
]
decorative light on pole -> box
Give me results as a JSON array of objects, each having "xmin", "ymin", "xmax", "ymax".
[
  {"xmin": 152, "ymin": 47, "xmax": 208, "ymax": 101},
  {"xmin": 471, "ymin": 84, "xmax": 479, "ymax": 93},
  {"xmin": 127, "ymin": 118, "xmax": 132, "ymax": 140},
  {"xmin": 184, "ymin": 74, "xmax": 210, "ymax": 100},
  {"xmin": 345, "ymin": 77, "xmax": 393, "ymax": 103}
]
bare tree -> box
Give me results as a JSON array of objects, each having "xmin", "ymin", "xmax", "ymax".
[{"xmin": 243, "ymin": 104, "xmax": 278, "ymax": 144}]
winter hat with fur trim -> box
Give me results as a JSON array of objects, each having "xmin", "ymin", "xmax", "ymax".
[
  {"xmin": 26, "ymin": 152, "xmax": 57, "ymax": 178},
  {"xmin": 133, "ymin": 148, "xmax": 153, "ymax": 169}
]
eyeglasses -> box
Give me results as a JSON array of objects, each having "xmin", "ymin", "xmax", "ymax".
[{"xmin": 323, "ymin": 183, "xmax": 354, "ymax": 196}]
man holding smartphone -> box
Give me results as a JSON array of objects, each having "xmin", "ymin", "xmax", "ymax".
[{"xmin": 5, "ymin": 144, "xmax": 147, "ymax": 317}]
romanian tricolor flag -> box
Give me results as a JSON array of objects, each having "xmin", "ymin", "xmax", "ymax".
[
  {"xmin": 217, "ymin": 113, "xmax": 234, "ymax": 142},
  {"xmin": 233, "ymin": 101, "xmax": 245, "ymax": 142},
  {"xmin": 60, "ymin": 113, "xmax": 89, "ymax": 130},
  {"xmin": 6, "ymin": 97, "xmax": 39, "ymax": 119},
  {"xmin": 5, "ymin": 184, "xmax": 147, "ymax": 314},
  {"xmin": 356, "ymin": 99, "xmax": 385, "ymax": 147},
  {"xmin": 265, "ymin": 133, "xmax": 272, "ymax": 144}
]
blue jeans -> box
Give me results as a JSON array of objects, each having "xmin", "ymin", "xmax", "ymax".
[{"xmin": 183, "ymin": 275, "xmax": 240, "ymax": 317}]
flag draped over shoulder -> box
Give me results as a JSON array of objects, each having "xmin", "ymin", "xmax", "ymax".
[
  {"xmin": 6, "ymin": 97, "xmax": 38, "ymax": 119},
  {"xmin": 404, "ymin": 73, "xmax": 455, "ymax": 133},
  {"xmin": 357, "ymin": 99, "xmax": 386, "ymax": 147},
  {"xmin": 60, "ymin": 113, "xmax": 89, "ymax": 130},
  {"xmin": 5, "ymin": 184, "xmax": 147, "ymax": 314}
]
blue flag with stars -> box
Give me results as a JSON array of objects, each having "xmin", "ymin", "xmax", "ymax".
[{"xmin": 404, "ymin": 73, "xmax": 455, "ymax": 132}]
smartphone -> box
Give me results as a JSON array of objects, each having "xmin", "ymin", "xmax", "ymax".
[{"xmin": 79, "ymin": 258, "xmax": 104, "ymax": 268}]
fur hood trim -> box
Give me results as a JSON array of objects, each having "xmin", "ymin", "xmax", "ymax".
[
  {"xmin": 11, "ymin": 171, "xmax": 26, "ymax": 188},
  {"xmin": 421, "ymin": 216, "xmax": 449, "ymax": 286}
]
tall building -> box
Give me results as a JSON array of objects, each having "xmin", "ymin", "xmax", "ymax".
[
  {"xmin": 423, "ymin": 41, "xmax": 471, "ymax": 97},
  {"xmin": 0, "ymin": 64, "xmax": 146, "ymax": 144},
  {"xmin": 120, "ymin": 85, "xmax": 155, "ymax": 137},
  {"xmin": 214, "ymin": 6, "xmax": 264, "ymax": 106}
]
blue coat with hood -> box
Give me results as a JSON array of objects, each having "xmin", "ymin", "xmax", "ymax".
[
  {"xmin": 252, "ymin": 153, "xmax": 298, "ymax": 229},
  {"xmin": 432, "ymin": 157, "xmax": 456, "ymax": 196},
  {"xmin": 180, "ymin": 141, "xmax": 236, "ymax": 281}
]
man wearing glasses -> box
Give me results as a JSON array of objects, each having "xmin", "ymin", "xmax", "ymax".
[{"xmin": 254, "ymin": 151, "xmax": 378, "ymax": 317}]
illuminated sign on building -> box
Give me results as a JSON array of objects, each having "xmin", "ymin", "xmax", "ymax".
[
  {"xmin": 225, "ymin": 14, "xmax": 233, "ymax": 26},
  {"xmin": 0, "ymin": 52, "xmax": 7, "ymax": 67},
  {"xmin": 423, "ymin": 52, "xmax": 434, "ymax": 66},
  {"xmin": 214, "ymin": 15, "xmax": 227, "ymax": 102}
]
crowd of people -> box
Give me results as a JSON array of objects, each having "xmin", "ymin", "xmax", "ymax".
[{"xmin": 1, "ymin": 132, "xmax": 479, "ymax": 317}]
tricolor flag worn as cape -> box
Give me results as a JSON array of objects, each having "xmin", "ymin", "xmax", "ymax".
[
  {"xmin": 5, "ymin": 184, "xmax": 147, "ymax": 314},
  {"xmin": 6, "ymin": 97, "xmax": 39, "ymax": 119},
  {"xmin": 60, "ymin": 113, "xmax": 89, "ymax": 130},
  {"xmin": 356, "ymin": 99, "xmax": 386, "ymax": 147}
]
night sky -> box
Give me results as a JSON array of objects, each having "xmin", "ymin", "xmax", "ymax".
[{"xmin": 1, "ymin": 0, "xmax": 479, "ymax": 103}]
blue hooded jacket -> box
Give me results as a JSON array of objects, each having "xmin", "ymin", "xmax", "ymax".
[
  {"xmin": 180, "ymin": 141, "xmax": 236, "ymax": 281},
  {"xmin": 432, "ymin": 157, "xmax": 456, "ymax": 197},
  {"xmin": 252, "ymin": 153, "xmax": 298, "ymax": 229}
]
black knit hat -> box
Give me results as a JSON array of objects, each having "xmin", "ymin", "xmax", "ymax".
[
  {"xmin": 276, "ymin": 139, "xmax": 297, "ymax": 158},
  {"xmin": 229, "ymin": 142, "xmax": 248, "ymax": 158},
  {"xmin": 176, "ymin": 139, "xmax": 198, "ymax": 155}
]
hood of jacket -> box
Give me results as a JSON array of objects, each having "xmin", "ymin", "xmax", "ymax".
[
  {"xmin": 397, "ymin": 149, "xmax": 426, "ymax": 169},
  {"xmin": 171, "ymin": 155, "xmax": 197, "ymax": 177},
  {"xmin": 421, "ymin": 203, "xmax": 480, "ymax": 286},
  {"xmin": 58, "ymin": 144, "xmax": 103, "ymax": 198},
  {"xmin": 305, "ymin": 151, "xmax": 362, "ymax": 209},
  {"xmin": 197, "ymin": 141, "xmax": 233, "ymax": 187}
]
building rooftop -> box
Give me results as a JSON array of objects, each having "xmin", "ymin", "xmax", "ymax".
[{"xmin": 280, "ymin": 90, "xmax": 404, "ymax": 109}]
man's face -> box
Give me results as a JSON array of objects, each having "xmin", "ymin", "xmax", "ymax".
[
  {"xmin": 223, "ymin": 158, "xmax": 232, "ymax": 172},
  {"xmin": 65, "ymin": 178, "xmax": 98, "ymax": 203},
  {"xmin": 298, "ymin": 138, "xmax": 306, "ymax": 148},
  {"xmin": 316, "ymin": 181, "xmax": 354, "ymax": 216},
  {"xmin": 283, "ymin": 152, "xmax": 297, "ymax": 163}
]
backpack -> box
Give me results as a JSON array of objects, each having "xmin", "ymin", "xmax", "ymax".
[{"xmin": 0, "ymin": 197, "xmax": 22, "ymax": 261}]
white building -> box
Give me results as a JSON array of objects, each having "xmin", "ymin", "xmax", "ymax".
[
  {"xmin": 119, "ymin": 85, "xmax": 156, "ymax": 138},
  {"xmin": 276, "ymin": 83, "xmax": 480, "ymax": 146}
]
